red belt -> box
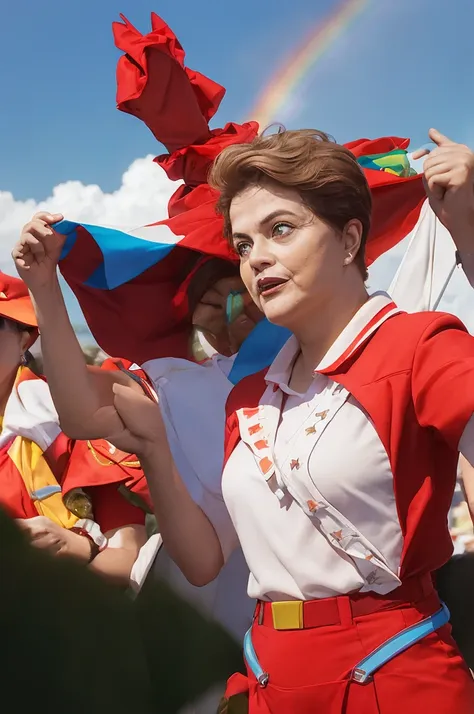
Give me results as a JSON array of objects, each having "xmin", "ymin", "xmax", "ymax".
[{"xmin": 256, "ymin": 574, "xmax": 437, "ymax": 630}]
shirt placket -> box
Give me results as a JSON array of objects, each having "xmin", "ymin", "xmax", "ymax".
[{"xmin": 274, "ymin": 381, "xmax": 401, "ymax": 595}]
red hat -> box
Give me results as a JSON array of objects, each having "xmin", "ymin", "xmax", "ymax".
[
  {"xmin": 0, "ymin": 273, "xmax": 38, "ymax": 327},
  {"xmin": 0, "ymin": 273, "xmax": 39, "ymax": 349}
]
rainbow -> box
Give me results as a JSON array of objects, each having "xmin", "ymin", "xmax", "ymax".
[{"xmin": 249, "ymin": 0, "xmax": 371, "ymax": 128}]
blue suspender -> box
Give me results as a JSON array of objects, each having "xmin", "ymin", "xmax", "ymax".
[
  {"xmin": 244, "ymin": 603, "xmax": 450, "ymax": 688},
  {"xmin": 243, "ymin": 629, "xmax": 269, "ymax": 687},
  {"xmin": 352, "ymin": 602, "xmax": 450, "ymax": 683}
]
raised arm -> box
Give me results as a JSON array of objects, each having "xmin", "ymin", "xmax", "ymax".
[
  {"xmin": 13, "ymin": 213, "xmax": 232, "ymax": 586},
  {"xmin": 12, "ymin": 212, "xmax": 141, "ymax": 440},
  {"xmin": 413, "ymin": 128, "xmax": 474, "ymax": 287}
]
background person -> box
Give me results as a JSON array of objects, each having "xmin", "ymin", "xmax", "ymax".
[{"xmin": 0, "ymin": 272, "xmax": 147, "ymax": 585}]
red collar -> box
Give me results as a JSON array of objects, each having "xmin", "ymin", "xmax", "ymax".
[{"xmin": 265, "ymin": 292, "xmax": 402, "ymax": 389}]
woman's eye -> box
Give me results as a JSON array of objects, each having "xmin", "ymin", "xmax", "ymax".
[
  {"xmin": 235, "ymin": 241, "xmax": 252, "ymax": 257},
  {"xmin": 272, "ymin": 222, "xmax": 292, "ymax": 237}
]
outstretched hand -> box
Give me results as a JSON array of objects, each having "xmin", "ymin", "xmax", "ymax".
[
  {"xmin": 413, "ymin": 128, "xmax": 474, "ymax": 242},
  {"xmin": 13, "ymin": 211, "xmax": 65, "ymax": 291}
]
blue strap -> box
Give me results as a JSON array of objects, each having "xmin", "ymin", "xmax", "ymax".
[
  {"xmin": 352, "ymin": 603, "xmax": 450, "ymax": 683},
  {"xmin": 243, "ymin": 628, "xmax": 269, "ymax": 687},
  {"xmin": 243, "ymin": 603, "xmax": 450, "ymax": 689},
  {"xmin": 30, "ymin": 484, "xmax": 62, "ymax": 501}
]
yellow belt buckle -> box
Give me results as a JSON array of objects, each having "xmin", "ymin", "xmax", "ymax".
[{"xmin": 271, "ymin": 601, "xmax": 303, "ymax": 630}]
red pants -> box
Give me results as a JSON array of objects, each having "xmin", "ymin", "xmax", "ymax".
[{"xmin": 225, "ymin": 590, "xmax": 474, "ymax": 713}]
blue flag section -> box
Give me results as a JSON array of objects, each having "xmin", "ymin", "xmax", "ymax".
[{"xmin": 229, "ymin": 320, "xmax": 291, "ymax": 385}]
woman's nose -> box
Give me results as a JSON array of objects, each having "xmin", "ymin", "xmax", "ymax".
[{"xmin": 248, "ymin": 238, "xmax": 275, "ymax": 273}]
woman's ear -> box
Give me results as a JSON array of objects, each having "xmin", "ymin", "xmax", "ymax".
[{"xmin": 343, "ymin": 219, "xmax": 364, "ymax": 261}]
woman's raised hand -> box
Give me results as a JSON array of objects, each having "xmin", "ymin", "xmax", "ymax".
[
  {"xmin": 12, "ymin": 211, "xmax": 65, "ymax": 291},
  {"xmin": 413, "ymin": 129, "xmax": 474, "ymax": 243}
]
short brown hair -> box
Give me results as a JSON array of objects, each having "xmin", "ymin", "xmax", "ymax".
[{"xmin": 209, "ymin": 129, "xmax": 371, "ymax": 279}]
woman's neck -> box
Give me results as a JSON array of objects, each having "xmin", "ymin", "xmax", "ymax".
[
  {"xmin": 290, "ymin": 285, "xmax": 368, "ymax": 391},
  {"xmin": 0, "ymin": 368, "xmax": 19, "ymax": 416}
]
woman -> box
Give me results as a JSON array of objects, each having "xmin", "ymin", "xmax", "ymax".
[
  {"xmin": 13, "ymin": 127, "xmax": 474, "ymax": 712},
  {"xmin": 0, "ymin": 272, "xmax": 147, "ymax": 584}
]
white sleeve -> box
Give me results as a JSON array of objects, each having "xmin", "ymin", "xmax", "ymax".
[{"xmin": 149, "ymin": 358, "xmax": 239, "ymax": 561}]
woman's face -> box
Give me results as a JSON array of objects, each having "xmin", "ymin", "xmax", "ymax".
[
  {"xmin": 192, "ymin": 276, "xmax": 262, "ymax": 356},
  {"xmin": 229, "ymin": 182, "xmax": 361, "ymax": 333}
]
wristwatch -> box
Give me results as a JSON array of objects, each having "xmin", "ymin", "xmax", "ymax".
[
  {"xmin": 71, "ymin": 518, "xmax": 107, "ymax": 563},
  {"xmin": 71, "ymin": 526, "xmax": 101, "ymax": 563}
]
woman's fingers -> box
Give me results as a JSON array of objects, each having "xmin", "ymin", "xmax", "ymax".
[{"xmin": 412, "ymin": 147, "xmax": 430, "ymax": 161}]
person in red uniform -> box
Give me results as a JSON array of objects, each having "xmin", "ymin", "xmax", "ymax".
[
  {"xmin": 211, "ymin": 127, "xmax": 474, "ymax": 712},
  {"xmin": 20, "ymin": 126, "xmax": 474, "ymax": 713},
  {"xmin": 0, "ymin": 272, "xmax": 147, "ymax": 584}
]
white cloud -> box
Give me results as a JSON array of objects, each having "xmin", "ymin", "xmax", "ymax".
[{"xmin": 0, "ymin": 156, "xmax": 178, "ymax": 274}]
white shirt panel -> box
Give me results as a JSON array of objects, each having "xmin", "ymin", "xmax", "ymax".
[
  {"xmin": 222, "ymin": 375, "xmax": 403, "ymax": 601},
  {"xmin": 141, "ymin": 355, "xmax": 239, "ymax": 559}
]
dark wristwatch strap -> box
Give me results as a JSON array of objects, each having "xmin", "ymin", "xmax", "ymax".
[{"xmin": 71, "ymin": 526, "xmax": 102, "ymax": 563}]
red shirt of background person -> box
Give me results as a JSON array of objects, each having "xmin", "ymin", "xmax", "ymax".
[{"xmin": 0, "ymin": 273, "xmax": 146, "ymax": 584}]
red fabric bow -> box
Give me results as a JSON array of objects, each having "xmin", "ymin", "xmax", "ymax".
[{"xmin": 113, "ymin": 12, "xmax": 225, "ymax": 152}]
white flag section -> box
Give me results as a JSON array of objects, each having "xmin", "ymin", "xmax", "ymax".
[{"xmin": 388, "ymin": 199, "xmax": 457, "ymax": 313}]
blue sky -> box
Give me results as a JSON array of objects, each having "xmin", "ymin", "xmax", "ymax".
[
  {"xmin": 2, "ymin": 0, "xmax": 473, "ymax": 201},
  {"xmin": 1, "ymin": 0, "xmax": 473, "ymax": 336}
]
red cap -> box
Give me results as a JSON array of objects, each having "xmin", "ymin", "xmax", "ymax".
[
  {"xmin": 0, "ymin": 273, "xmax": 39, "ymax": 348},
  {"xmin": 0, "ymin": 272, "xmax": 38, "ymax": 327}
]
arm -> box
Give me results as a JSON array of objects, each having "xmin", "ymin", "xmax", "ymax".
[
  {"xmin": 141, "ymin": 450, "xmax": 225, "ymax": 586},
  {"xmin": 38, "ymin": 290, "xmax": 226, "ymax": 582},
  {"xmin": 12, "ymin": 213, "xmax": 142, "ymax": 440},
  {"xmin": 32, "ymin": 278, "xmax": 140, "ymax": 439},
  {"xmin": 17, "ymin": 517, "xmax": 147, "ymax": 586},
  {"xmin": 111, "ymin": 384, "xmax": 232, "ymax": 586},
  {"xmin": 414, "ymin": 128, "xmax": 474, "ymax": 288},
  {"xmin": 89, "ymin": 524, "xmax": 147, "ymax": 586}
]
